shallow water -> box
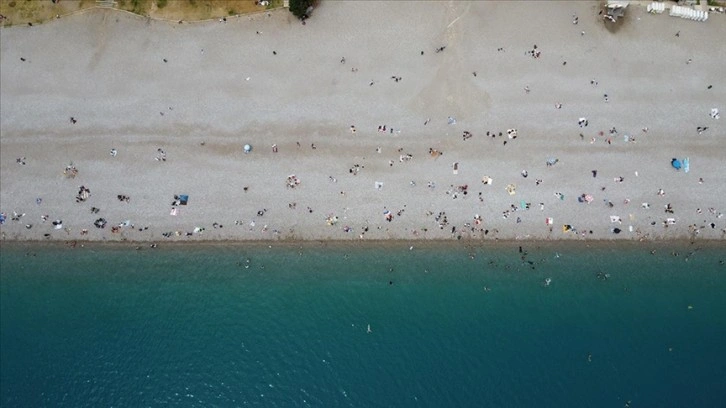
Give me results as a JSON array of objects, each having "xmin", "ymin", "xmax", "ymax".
[{"xmin": 1, "ymin": 241, "xmax": 725, "ymax": 407}]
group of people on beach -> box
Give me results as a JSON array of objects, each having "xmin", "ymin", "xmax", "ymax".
[{"xmin": 3, "ymin": 3, "xmax": 723, "ymax": 244}]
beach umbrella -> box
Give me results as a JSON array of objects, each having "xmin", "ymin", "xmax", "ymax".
[
  {"xmin": 244, "ymin": 144, "xmax": 252, "ymax": 153},
  {"xmin": 671, "ymin": 158, "xmax": 681, "ymax": 170}
]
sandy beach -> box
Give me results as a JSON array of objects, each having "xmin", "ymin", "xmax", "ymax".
[{"xmin": 1, "ymin": 1, "xmax": 725, "ymax": 242}]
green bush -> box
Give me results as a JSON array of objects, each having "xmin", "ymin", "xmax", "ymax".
[
  {"xmin": 157, "ymin": 0, "xmax": 167, "ymax": 8},
  {"xmin": 289, "ymin": 0, "xmax": 313, "ymax": 19},
  {"xmin": 131, "ymin": 0, "xmax": 142, "ymax": 14}
]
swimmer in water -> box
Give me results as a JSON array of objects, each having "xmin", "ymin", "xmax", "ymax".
[{"xmin": 367, "ymin": 324, "xmax": 372, "ymax": 333}]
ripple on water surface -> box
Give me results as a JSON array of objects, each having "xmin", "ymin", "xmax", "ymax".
[{"xmin": 1, "ymin": 241, "xmax": 725, "ymax": 407}]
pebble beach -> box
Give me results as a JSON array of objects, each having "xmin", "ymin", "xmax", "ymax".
[{"xmin": 1, "ymin": 1, "xmax": 725, "ymax": 243}]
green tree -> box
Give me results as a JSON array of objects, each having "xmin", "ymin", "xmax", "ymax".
[{"xmin": 289, "ymin": 0, "xmax": 313, "ymax": 19}]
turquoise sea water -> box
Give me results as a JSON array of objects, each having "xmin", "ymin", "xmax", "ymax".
[{"xmin": 1, "ymin": 241, "xmax": 725, "ymax": 407}]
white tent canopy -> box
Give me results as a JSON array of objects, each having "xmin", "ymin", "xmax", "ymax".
[
  {"xmin": 647, "ymin": 2, "xmax": 665, "ymax": 14},
  {"xmin": 670, "ymin": 5, "xmax": 708, "ymax": 21}
]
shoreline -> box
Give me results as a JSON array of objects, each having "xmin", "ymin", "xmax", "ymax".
[{"xmin": 3, "ymin": 238, "xmax": 725, "ymax": 251}]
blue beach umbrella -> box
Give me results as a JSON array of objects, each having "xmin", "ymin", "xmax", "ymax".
[{"xmin": 671, "ymin": 158, "xmax": 682, "ymax": 170}]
